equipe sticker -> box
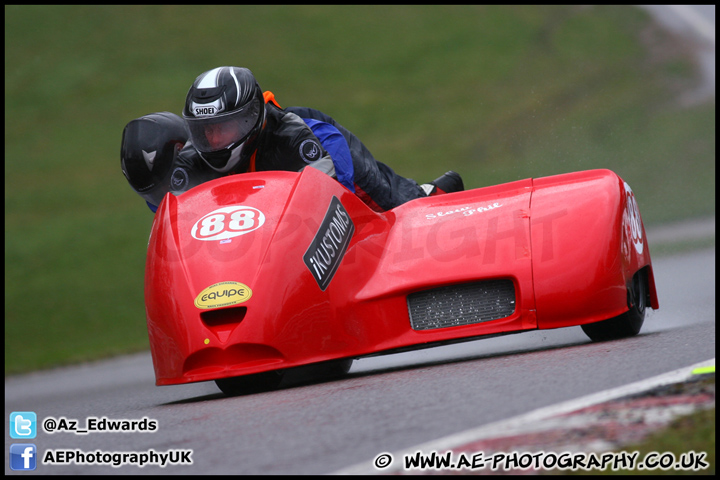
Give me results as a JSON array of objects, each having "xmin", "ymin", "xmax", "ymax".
[
  {"xmin": 191, "ymin": 205, "xmax": 265, "ymax": 241},
  {"xmin": 194, "ymin": 281, "xmax": 252, "ymax": 309}
]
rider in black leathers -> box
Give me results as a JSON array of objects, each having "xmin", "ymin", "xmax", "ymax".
[{"xmin": 121, "ymin": 66, "xmax": 463, "ymax": 212}]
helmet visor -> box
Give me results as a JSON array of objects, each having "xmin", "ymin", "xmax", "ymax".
[{"xmin": 186, "ymin": 96, "xmax": 262, "ymax": 153}]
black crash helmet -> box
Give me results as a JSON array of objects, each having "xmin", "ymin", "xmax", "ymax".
[
  {"xmin": 120, "ymin": 111, "xmax": 188, "ymax": 207},
  {"xmin": 182, "ymin": 66, "xmax": 265, "ymax": 173}
]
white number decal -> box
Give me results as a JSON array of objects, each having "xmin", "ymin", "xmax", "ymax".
[
  {"xmin": 229, "ymin": 210, "xmax": 256, "ymax": 231},
  {"xmin": 192, "ymin": 206, "xmax": 265, "ymax": 241},
  {"xmin": 199, "ymin": 214, "xmax": 226, "ymax": 237},
  {"xmin": 624, "ymin": 182, "xmax": 644, "ymax": 255}
]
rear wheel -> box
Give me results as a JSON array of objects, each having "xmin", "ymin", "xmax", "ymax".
[
  {"xmin": 581, "ymin": 269, "xmax": 647, "ymax": 342},
  {"xmin": 215, "ymin": 370, "xmax": 284, "ymax": 396}
]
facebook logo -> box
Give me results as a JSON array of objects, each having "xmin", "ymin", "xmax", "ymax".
[
  {"xmin": 10, "ymin": 444, "xmax": 37, "ymax": 471},
  {"xmin": 10, "ymin": 411, "xmax": 37, "ymax": 439}
]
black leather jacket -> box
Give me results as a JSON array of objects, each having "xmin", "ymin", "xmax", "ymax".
[{"xmin": 167, "ymin": 102, "xmax": 426, "ymax": 212}]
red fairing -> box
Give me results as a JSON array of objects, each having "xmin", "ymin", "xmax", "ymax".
[
  {"xmin": 144, "ymin": 168, "xmax": 658, "ymax": 386},
  {"xmin": 530, "ymin": 170, "xmax": 658, "ymax": 329}
]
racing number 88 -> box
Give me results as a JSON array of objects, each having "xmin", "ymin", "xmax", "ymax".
[{"xmin": 196, "ymin": 209, "xmax": 261, "ymax": 239}]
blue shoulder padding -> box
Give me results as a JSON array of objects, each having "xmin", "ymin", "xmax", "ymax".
[
  {"xmin": 147, "ymin": 201, "xmax": 158, "ymax": 213},
  {"xmin": 302, "ymin": 118, "xmax": 355, "ymax": 193}
]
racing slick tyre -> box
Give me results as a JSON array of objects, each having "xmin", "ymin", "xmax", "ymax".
[
  {"xmin": 215, "ymin": 370, "xmax": 285, "ymax": 396},
  {"xmin": 282, "ymin": 359, "xmax": 354, "ymax": 386},
  {"xmin": 581, "ymin": 269, "xmax": 647, "ymax": 342}
]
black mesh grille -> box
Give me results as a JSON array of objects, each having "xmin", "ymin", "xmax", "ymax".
[{"xmin": 407, "ymin": 279, "xmax": 516, "ymax": 330}]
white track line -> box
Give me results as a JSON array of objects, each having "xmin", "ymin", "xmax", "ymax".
[
  {"xmin": 667, "ymin": 4, "xmax": 715, "ymax": 43},
  {"xmin": 333, "ymin": 358, "xmax": 715, "ymax": 475}
]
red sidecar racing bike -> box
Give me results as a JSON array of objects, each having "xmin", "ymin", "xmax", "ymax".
[{"xmin": 144, "ymin": 167, "xmax": 658, "ymax": 395}]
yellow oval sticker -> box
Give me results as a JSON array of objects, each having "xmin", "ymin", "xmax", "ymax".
[{"xmin": 194, "ymin": 281, "xmax": 252, "ymax": 309}]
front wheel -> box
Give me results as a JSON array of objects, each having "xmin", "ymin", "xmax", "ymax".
[
  {"xmin": 215, "ymin": 370, "xmax": 284, "ymax": 396},
  {"xmin": 581, "ymin": 269, "xmax": 647, "ymax": 342}
]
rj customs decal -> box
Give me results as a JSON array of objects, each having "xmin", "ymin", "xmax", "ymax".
[
  {"xmin": 303, "ymin": 196, "xmax": 354, "ymax": 291},
  {"xmin": 299, "ymin": 139, "xmax": 322, "ymax": 163},
  {"xmin": 194, "ymin": 281, "xmax": 252, "ymax": 309},
  {"xmin": 192, "ymin": 205, "xmax": 265, "ymax": 241}
]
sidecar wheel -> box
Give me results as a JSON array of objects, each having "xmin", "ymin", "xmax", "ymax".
[
  {"xmin": 581, "ymin": 269, "xmax": 647, "ymax": 342},
  {"xmin": 215, "ymin": 370, "xmax": 284, "ymax": 396}
]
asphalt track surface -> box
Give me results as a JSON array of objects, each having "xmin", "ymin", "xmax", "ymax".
[{"xmin": 4, "ymin": 231, "xmax": 715, "ymax": 474}]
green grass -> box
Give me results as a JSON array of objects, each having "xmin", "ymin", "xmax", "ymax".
[
  {"xmin": 651, "ymin": 237, "xmax": 715, "ymax": 257},
  {"xmin": 550, "ymin": 375, "xmax": 715, "ymax": 475},
  {"xmin": 609, "ymin": 375, "xmax": 716, "ymax": 475},
  {"xmin": 4, "ymin": 5, "xmax": 715, "ymax": 374},
  {"xmin": 550, "ymin": 409, "xmax": 715, "ymax": 475},
  {"xmin": 618, "ymin": 407, "xmax": 715, "ymax": 475}
]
